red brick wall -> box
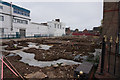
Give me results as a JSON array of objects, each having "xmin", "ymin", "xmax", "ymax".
[
  {"xmin": 102, "ymin": 2, "xmax": 118, "ymax": 41},
  {"xmin": 102, "ymin": 2, "xmax": 120, "ymax": 77}
]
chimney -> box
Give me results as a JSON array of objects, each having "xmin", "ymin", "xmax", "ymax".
[{"xmin": 55, "ymin": 19, "xmax": 60, "ymax": 22}]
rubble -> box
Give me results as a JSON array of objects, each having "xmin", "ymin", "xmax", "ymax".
[{"xmin": 24, "ymin": 71, "xmax": 47, "ymax": 79}]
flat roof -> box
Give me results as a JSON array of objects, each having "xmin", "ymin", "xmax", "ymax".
[{"xmin": 31, "ymin": 22, "xmax": 48, "ymax": 26}]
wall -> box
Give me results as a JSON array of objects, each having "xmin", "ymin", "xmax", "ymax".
[
  {"xmin": 26, "ymin": 22, "xmax": 48, "ymax": 37},
  {"xmin": 102, "ymin": 1, "xmax": 120, "ymax": 77},
  {"xmin": 47, "ymin": 20, "xmax": 65, "ymax": 36},
  {"xmin": 102, "ymin": 2, "xmax": 118, "ymax": 41},
  {"xmin": 0, "ymin": 2, "xmax": 31, "ymax": 38},
  {"xmin": 0, "ymin": 4, "xmax": 11, "ymax": 38}
]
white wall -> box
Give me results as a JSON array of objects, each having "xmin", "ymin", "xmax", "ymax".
[
  {"xmin": 0, "ymin": 6, "xmax": 3, "ymax": 38},
  {"xmin": 26, "ymin": 22, "xmax": 48, "ymax": 37},
  {"xmin": 47, "ymin": 20, "xmax": 65, "ymax": 37},
  {"xmin": 0, "ymin": 3, "xmax": 31, "ymax": 38},
  {"xmin": 0, "ymin": 7, "xmax": 3, "ymax": 28}
]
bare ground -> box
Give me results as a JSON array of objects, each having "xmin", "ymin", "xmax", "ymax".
[{"xmin": 2, "ymin": 36, "xmax": 101, "ymax": 79}]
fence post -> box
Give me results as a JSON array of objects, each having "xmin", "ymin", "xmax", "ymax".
[
  {"xmin": 108, "ymin": 36, "xmax": 112, "ymax": 73},
  {"xmin": 114, "ymin": 36, "xmax": 119, "ymax": 75},
  {"xmin": 100, "ymin": 35, "xmax": 107, "ymax": 74}
]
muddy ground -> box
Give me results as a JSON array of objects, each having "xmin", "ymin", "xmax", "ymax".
[
  {"xmin": 3, "ymin": 36, "xmax": 101, "ymax": 61},
  {"xmin": 3, "ymin": 52, "xmax": 79, "ymax": 80},
  {"xmin": 2, "ymin": 36, "xmax": 101, "ymax": 79}
]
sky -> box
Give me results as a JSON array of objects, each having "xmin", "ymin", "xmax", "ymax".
[{"xmin": 3, "ymin": 0, "xmax": 103, "ymax": 31}]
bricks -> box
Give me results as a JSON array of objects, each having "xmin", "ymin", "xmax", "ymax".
[{"xmin": 97, "ymin": 2, "xmax": 120, "ymax": 78}]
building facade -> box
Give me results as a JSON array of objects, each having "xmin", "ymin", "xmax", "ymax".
[
  {"xmin": 0, "ymin": 1, "xmax": 65, "ymax": 38},
  {"xmin": 47, "ymin": 19, "xmax": 65, "ymax": 37}
]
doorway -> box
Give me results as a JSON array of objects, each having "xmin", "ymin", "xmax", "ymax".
[{"xmin": 19, "ymin": 29, "xmax": 26, "ymax": 38}]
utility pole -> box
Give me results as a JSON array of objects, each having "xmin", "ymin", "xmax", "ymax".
[{"xmin": 0, "ymin": 0, "xmax": 3, "ymax": 38}]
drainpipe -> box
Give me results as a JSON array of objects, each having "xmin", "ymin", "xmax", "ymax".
[
  {"xmin": 10, "ymin": 2, "xmax": 13, "ymax": 31},
  {"xmin": 118, "ymin": 1, "xmax": 120, "ymax": 76},
  {"xmin": 118, "ymin": 1, "xmax": 120, "ymax": 54}
]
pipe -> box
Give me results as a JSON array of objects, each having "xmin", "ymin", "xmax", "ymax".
[
  {"xmin": 4, "ymin": 56, "xmax": 24, "ymax": 80},
  {"xmin": 0, "ymin": 58, "xmax": 18, "ymax": 77},
  {"xmin": 1, "ymin": 56, "xmax": 3, "ymax": 80}
]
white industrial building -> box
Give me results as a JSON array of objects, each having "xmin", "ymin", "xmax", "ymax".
[{"xmin": 0, "ymin": 1, "xmax": 65, "ymax": 39}]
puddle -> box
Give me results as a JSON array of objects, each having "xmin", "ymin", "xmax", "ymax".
[
  {"xmin": 91, "ymin": 49, "xmax": 102, "ymax": 56},
  {"xmin": 74, "ymin": 49, "xmax": 102, "ymax": 61},
  {"xmin": 27, "ymin": 42, "xmax": 39, "ymax": 49},
  {"xmin": 0, "ymin": 45, "xmax": 8, "ymax": 52},
  {"xmin": 8, "ymin": 50, "xmax": 81, "ymax": 67},
  {"xmin": 39, "ymin": 45, "xmax": 53, "ymax": 50},
  {"xmin": 1, "ymin": 42, "xmax": 80, "ymax": 67},
  {"xmin": 74, "ymin": 54, "xmax": 87, "ymax": 61},
  {"xmin": 7, "ymin": 53, "xmax": 18, "ymax": 57},
  {"xmin": 1, "ymin": 42, "xmax": 53, "ymax": 51},
  {"xmin": 28, "ymin": 42, "xmax": 52, "ymax": 50}
]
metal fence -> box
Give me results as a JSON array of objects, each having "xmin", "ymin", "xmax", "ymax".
[
  {"xmin": 0, "ymin": 32, "xmax": 66, "ymax": 39},
  {"xmin": 100, "ymin": 35, "xmax": 120, "ymax": 76}
]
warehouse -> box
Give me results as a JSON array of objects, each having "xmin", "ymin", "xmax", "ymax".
[{"xmin": 0, "ymin": 1, "xmax": 65, "ymax": 39}]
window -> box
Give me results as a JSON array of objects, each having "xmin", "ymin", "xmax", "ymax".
[
  {"xmin": 1, "ymin": 28, "xmax": 4, "ymax": 33},
  {"xmin": 58, "ymin": 24, "xmax": 59, "ymax": 29},
  {"xmin": 0, "ymin": 28, "xmax": 4, "ymax": 35},
  {"xmin": 0, "ymin": 16, "xmax": 4, "ymax": 21},
  {"xmin": 13, "ymin": 18, "xmax": 28, "ymax": 24},
  {"xmin": 55, "ymin": 24, "xmax": 56, "ymax": 28},
  {"xmin": 14, "ymin": 8, "xmax": 18, "ymax": 13},
  {"xmin": 28, "ymin": 13, "xmax": 30, "ymax": 17},
  {"xmin": 23, "ymin": 20, "xmax": 28, "ymax": 24},
  {"xmin": 0, "ymin": 6, "xmax": 3, "ymax": 9},
  {"xmin": 13, "ymin": 8, "xmax": 30, "ymax": 17},
  {"xmin": 60, "ymin": 25, "xmax": 61, "ymax": 29}
]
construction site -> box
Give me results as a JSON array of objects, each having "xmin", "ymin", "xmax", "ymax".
[
  {"xmin": 1, "ymin": 0, "xmax": 120, "ymax": 80},
  {"xmin": 0, "ymin": 36, "xmax": 101, "ymax": 79}
]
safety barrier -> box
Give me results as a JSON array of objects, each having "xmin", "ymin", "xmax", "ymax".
[{"xmin": 0, "ymin": 56, "xmax": 24, "ymax": 80}]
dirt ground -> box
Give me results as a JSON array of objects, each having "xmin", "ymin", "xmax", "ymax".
[
  {"xmin": 2, "ymin": 36, "xmax": 101, "ymax": 79},
  {"xmin": 3, "ymin": 53, "xmax": 79, "ymax": 80},
  {"xmin": 3, "ymin": 36, "xmax": 101, "ymax": 61}
]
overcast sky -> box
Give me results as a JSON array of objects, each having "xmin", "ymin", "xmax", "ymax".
[{"xmin": 4, "ymin": 0, "xmax": 103, "ymax": 30}]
